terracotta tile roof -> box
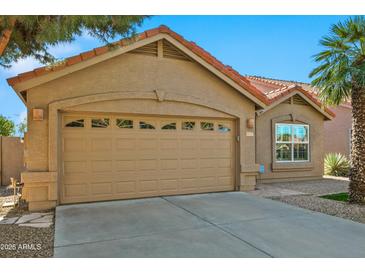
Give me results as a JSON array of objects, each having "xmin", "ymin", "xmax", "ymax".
[
  {"xmin": 6, "ymin": 25, "xmax": 334, "ymax": 117},
  {"xmin": 246, "ymin": 76, "xmax": 336, "ymax": 117}
]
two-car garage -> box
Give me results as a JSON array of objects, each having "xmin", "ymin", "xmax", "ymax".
[{"xmin": 61, "ymin": 113, "xmax": 236, "ymax": 204}]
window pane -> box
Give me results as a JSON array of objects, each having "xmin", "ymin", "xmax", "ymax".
[
  {"xmin": 65, "ymin": 119, "xmax": 84, "ymax": 128},
  {"xmin": 139, "ymin": 121, "xmax": 155, "ymax": 129},
  {"xmin": 182, "ymin": 121, "xmax": 195, "ymax": 130},
  {"xmin": 276, "ymin": 144, "xmax": 292, "ymax": 161},
  {"xmin": 276, "ymin": 124, "xmax": 292, "ymax": 142},
  {"xmin": 293, "ymin": 125, "xmax": 308, "ymax": 143},
  {"xmin": 201, "ymin": 122, "xmax": 214, "ymax": 131},
  {"xmin": 116, "ymin": 119, "xmax": 133, "ymax": 129},
  {"xmin": 161, "ymin": 122, "xmax": 176, "ymax": 130},
  {"xmin": 294, "ymin": 144, "xmax": 309, "ymax": 161},
  {"xmin": 218, "ymin": 124, "xmax": 231, "ymax": 133},
  {"xmin": 92, "ymin": 118, "xmax": 109, "ymax": 128}
]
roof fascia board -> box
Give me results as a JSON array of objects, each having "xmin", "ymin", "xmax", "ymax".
[{"xmin": 11, "ymin": 34, "xmax": 166, "ymax": 92}]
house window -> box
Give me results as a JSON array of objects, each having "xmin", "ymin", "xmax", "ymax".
[
  {"xmin": 161, "ymin": 122, "xmax": 176, "ymax": 130},
  {"xmin": 92, "ymin": 118, "xmax": 110, "ymax": 128},
  {"xmin": 275, "ymin": 123, "xmax": 309, "ymax": 162},
  {"xmin": 65, "ymin": 119, "xmax": 84, "ymax": 128},
  {"xmin": 117, "ymin": 119, "xmax": 133, "ymax": 129}
]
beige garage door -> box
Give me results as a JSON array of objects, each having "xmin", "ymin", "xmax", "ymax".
[{"xmin": 60, "ymin": 113, "xmax": 236, "ymax": 204}]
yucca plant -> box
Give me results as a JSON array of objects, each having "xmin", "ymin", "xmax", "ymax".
[{"xmin": 324, "ymin": 153, "xmax": 350, "ymax": 177}]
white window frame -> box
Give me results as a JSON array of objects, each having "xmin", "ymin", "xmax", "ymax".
[{"xmin": 275, "ymin": 123, "xmax": 310, "ymax": 163}]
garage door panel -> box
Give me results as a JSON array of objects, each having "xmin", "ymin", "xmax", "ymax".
[
  {"xmin": 180, "ymin": 178, "xmax": 196, "ymax": 189},
  {"xmin": 137, "ymin": 159, "xmax": 158, "ymax": 170},
  {"xmin": 115, "ymin": 138, "xmax": 136, "ymax": 150},
  {"xmin": 160, "ymin": 159, "xmax": 179, "ymax": 170},
  {"xmin": 91, "ymin": 138, "xmax": 112, "ymax": 151},
  {"xmin": 138, "ymin": 180, "xmax": 159, "ymax": 192},
  {"xmin": 114, "ymin": 160, "xmax": 136, "ymax": 171},
  {"xmin": 64, "ymin": 184, "xmax": 88, "ymax": 198},
  {"xmin": 91, "ymin": 160, "xmax": 113, "ymax": 173},
  {"xmin": 63, "ymin": 161, "xmax": 88, "ymax": 175},
  {"xmin": 113, "ymin": 171, "xmax": 137, "ymax": 181},
  {"xmin": 181, "ymin": 158, "xmax": 198, "ymax": 169},
  {"xmin": 61, "ymin": 114, "xmax": 235, "ymax": 204},
  {"xmin": 159, "ymin": 179, "xmax": 179, "ymax": 191},
  {"xmin": 137, "ymin": 138, "xmax": 158, "ymax": 150},
  {"xmin": 198, "ymin": 177, "xmax": 217, "ymax": 188},
  {"xmin": 115, "ymin": 181, "xmax": 137, "ymax": 193},
  {"xmin": 63, "ymin": 138, "xmax": 87, "ymax": 153},
  {"xmin": 218, "ymin": 176, "xmax": 233, "ymax": 186},
  {"xmin": 181, "ymin": 139, "xmax": 198, "ymax": 149},
  {"xmin": 90, "ymin": 182, "xmax": 113, "ymax": 195}
]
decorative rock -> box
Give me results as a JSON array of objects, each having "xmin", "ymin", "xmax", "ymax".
[
  {"xmin": 19, "ymin": 222, "xmax": 52, "ymax": 228},
  {"xmin": 30, "ymin": 215, "xmax": 53, "ymax": 223},
  {"xmin": 15, "ymin": 213, "xmax": 43, "ymax": 224},
  {"xmin": 0, "ymin": 217, "xmax": 19, "ymax": 224}
]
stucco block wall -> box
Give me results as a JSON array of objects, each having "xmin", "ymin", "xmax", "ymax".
[
  {"xmin": 23, "ymin": 51, "xmax": 258, "ymax": 209},
  {"xmin": 324, "ymin": 105, "xmax": 352, "ymax": 157},
  {"xmin": 256, "ymin": 102, "xmax": 325, "ymax": 183},
  {"xmin": 0, "ymin": 136, "xmax": 25, "ymax": 186}
]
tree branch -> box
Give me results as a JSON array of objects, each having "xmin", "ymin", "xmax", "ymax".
[{"xmin": 0, "ymin": 17, "xmax": 16, "ymax": 56}]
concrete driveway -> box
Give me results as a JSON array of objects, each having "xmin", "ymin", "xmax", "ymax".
[{"xmin": 54, "ymin": 192, "xmax": 365, "ymax": 257}]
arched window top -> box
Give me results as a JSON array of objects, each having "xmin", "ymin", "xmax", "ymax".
[
  {"xmin": 161, "ymin": 122, "xmax": 176, "ymax": 130},
  {"xmin": 139, "ymin": 121, "xmax": 155, "ymax": 129},
  {"xmin": 65, "ymin": 119, "xmax": 84, "ymax": 128}
]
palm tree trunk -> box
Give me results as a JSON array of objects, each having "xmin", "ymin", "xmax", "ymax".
[{"xmin": 349, "ymin": 85, "xmax": 365, "ymax": 203}]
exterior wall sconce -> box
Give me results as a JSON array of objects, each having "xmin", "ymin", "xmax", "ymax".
[
  {"xmin": 246, "ymin": 118, "xmax": 255, "ymax": 129},
  {"xmin": 32, "ymin": 108, "xmax": 44, "ymax": 121}
]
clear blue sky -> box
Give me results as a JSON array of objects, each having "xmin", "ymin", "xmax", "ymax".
[{"xmin": 0, "ymin": 15, "xmax": 349, "ymax": 133}]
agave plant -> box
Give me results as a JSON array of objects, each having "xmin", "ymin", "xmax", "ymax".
[{"xmin": 324, "ymin": 153, "xmax": 350, "ymax": 177}]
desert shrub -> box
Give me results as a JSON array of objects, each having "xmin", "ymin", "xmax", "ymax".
[{"xmin": 324, "ymin": 153, "xmax": 350, "ymax": 177}]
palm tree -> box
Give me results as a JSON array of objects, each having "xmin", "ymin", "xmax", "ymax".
[{"xmin": 310, "ymin": 16, "xmax": 365, "ymax": 204}]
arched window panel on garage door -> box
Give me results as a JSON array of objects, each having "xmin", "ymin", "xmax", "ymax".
[
  {"xmin": 139, "ymin": 121, "xmax": 156, "ymax": 129},
  {"xmin": 200, "ymin": 121, "xmax": 214, "ymax": 131},
  {"xmin": 92, "ymin": 118, "xmax": 110, "ymax": 128},
  {"xmin": 116, "ymin": 119, "xmax": 133, "ymax": 129},
  {"xmin": 64, "ymin": 118, "xmax": 85, "ymax": 128},
  {"xmin": 182, "ymin": 121, "xmax": 195, "ymax": 130},
  {"xmin": 161, "ymin": 122, "xmax": 177, "ymax": 130},
  {"xmin": 218, "ymin": 124, "xmax": 231, "ymax": 133}
]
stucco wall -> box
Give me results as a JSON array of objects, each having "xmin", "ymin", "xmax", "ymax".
[
  {"xmin": 0, "ymin": 136, "xmax": 25, "ymax": 186},
  {"xmin": 324, "ymin": 105, "xmax": 352, "ymax": 157},
  {"xmin": 256, "ymin": 101, "xmax": 325, "ymax": 183},
  {"xmin": 23, "ymin": 50, "xmax": 259, "ymax": 209}
]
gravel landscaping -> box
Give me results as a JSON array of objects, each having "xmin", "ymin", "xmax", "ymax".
[
  {"xmin": 0, "ymin": 186, "xmax": 55, "ymax": 258},
  {"xmin": 252, "ymin": 177, "xmax": 365, "ymax": 225}
]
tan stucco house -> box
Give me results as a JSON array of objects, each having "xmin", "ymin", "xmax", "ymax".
[{"xmin": 7, "ymin": 26, "xmax": 334, "ymax": 211}]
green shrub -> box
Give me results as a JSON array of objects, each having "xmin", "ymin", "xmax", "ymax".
[{"xmin": 324, "ymin": 153, "xmax": 350, "ymax": 177}]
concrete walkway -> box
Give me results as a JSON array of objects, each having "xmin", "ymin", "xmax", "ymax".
[{"xmin": 54, "ymin": 192, "xmax": 365, "ymax": 258}]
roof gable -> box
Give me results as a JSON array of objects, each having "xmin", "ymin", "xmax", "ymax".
[{"xmin": 7, "ymin": 25, "xmax": 268, "ymax": 108}]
